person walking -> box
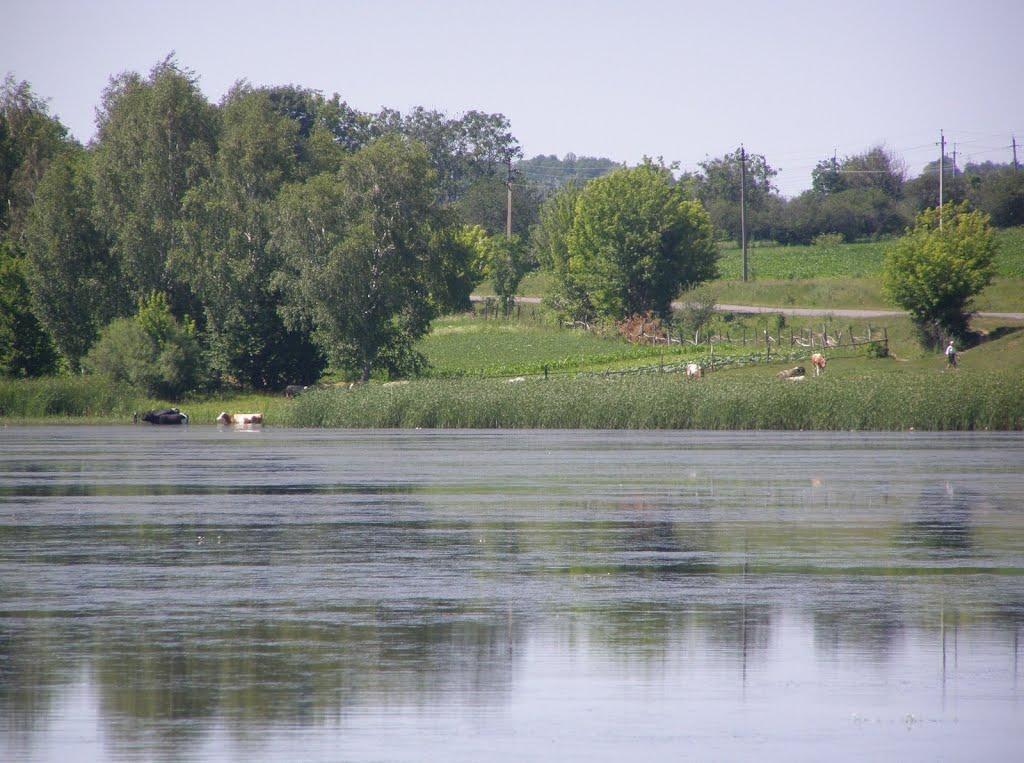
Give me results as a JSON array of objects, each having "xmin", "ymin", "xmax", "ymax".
[{"xmin": 945, "ymin": 340, "xmax": 958, "ymax": 369}]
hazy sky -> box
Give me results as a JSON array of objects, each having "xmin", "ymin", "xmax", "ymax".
[{"xmin": 4, "ymin": 0, "xmax": 1022, "ymax": 196}]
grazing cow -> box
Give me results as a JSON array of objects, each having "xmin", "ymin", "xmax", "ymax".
[
  {"xmin": 777, "ymin": 365, "xmax": 805, "ymax": 379},
  {"xmin": 284, "ymin": 384, "xmax": 308, "ymax": 398},
  {"xmin": 810, "ymin": 353, "xmax": 827, "ymax": 376},
  {"xmin": 217, "ymin": 412, "xmax": 263, "ymax": 425},
  {"xmin": 685, "ymin": 362, "xmax": 702, "ymax": 380},
  {"xmin": 140, "ymin": 408, "xmax": 189, "ymax": 425}
]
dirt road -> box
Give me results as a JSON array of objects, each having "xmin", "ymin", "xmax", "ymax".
[{"xmin": 473, "ymin": 295, "xmax": 1024, "ymax": 322}]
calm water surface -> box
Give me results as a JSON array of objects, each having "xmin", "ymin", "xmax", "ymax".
[{"xmin": 1, "ymin": 427, "xmax": 1022, "ymax": 761}]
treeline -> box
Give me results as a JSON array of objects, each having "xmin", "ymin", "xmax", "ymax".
[
  {"xmin": 2, "ymin": 58, "xmax": 1021, "ymax": 392},
  {"xmin": 687, "ymin": 146, "xmax": 1024, "ymax": 245},
  {"xmin": 0, "ymin": 59, "xmax": 528, "ymax": 388}
]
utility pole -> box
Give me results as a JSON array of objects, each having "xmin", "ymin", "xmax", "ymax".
[
  {"xmin": 938, "ymin": 129, "xmax": 945, "ymax": 229},
  {"xmin": 1013, "ymin": 135, "xmax": 1019, "ymax": 171},
  {"xmin": 952, "ymin": 142, "xmax": 958, "ymax": 174},
  {"xmin": 506, "ymin": 154, "xmax": 513, "ymax": 239},
  {"xmin": 740, "ymin": 145, "xmax": 748, "ymax": 282}
]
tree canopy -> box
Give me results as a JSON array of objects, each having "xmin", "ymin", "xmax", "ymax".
[
  {"xmin": 884, "ymin": 203, "xmax": 997, "ymax": 346},
  {"xmin": 541, "ymin": 161, "xmax": 717, "ymax": 321},
  {"xmin": 273, "ymin": 134, "xmax": 475, "ymax": 381}
]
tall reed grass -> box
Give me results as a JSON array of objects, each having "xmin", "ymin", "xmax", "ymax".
[
  {"xmin": 0, "ymin": 376, "xmax": 142, "ymax": 419},
  {"xmin": 279, "ymin": 369, "xmax": 1024, "ymax": 431}
]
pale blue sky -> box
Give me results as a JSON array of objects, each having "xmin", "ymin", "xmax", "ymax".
[{"xmin": 4, "ymin": 0, "xmax": 1022, "ymax": 196}]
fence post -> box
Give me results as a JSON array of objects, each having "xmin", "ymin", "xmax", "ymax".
[{"xmin": 883, "ymin": 327, "xmax": 889, "ymax": 355}]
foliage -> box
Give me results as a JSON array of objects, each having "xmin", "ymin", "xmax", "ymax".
[
  {"xmin": 458, "ymin": 226, "xmax": 529, "ymax": 313},
  {"xmin": 0, "ymin": 375, "xmax": 141, "ymax": 418},
  {"xmin": 92, "ymin": 56, "xmax": 218, "ymax": 315},
  {"xmin": 384, "ymin": 107, "xmax": 521, "ymax": 203},
  {"xmin": 0, "ymin": 241, "xmax": 58, "ymax": 376},
  {"xmin": 693, "ymin": 148, "xmax": 778, "ymax": 243},
  {"xmin": 516, "ymin": 153, "xmax": 621, "ymax": 196},
  {"xmin": 83, "ymin": 292, "xmax": 201, "ymax": 398},
  {"xmin": 22, "ymin": 149, "xmax": 126, "ymax": 368},
  {"xmin": 453, "ymin": 172, "xmax": 542, "ymax": 240},
  {"xmin": 554, "ymin": 161, "xmax": 717, "ymax": 320},
  {"xmin": 273, "ymin": 134, "xmax": 473, "ymax": 381},
  {"xmin": 884, "ymin": 204, "xmax": 997, "ymax": 346},
  {"xmin": 969, "ymin": 166, "xmax": 1024, "ymax": 228},
  {"xmin": 0, "ymin": 75, "xmax": 74, "ymax": 241},
  {"xmin": 175, "ymin": 84, "xmax": 324, "ymax": 388}
]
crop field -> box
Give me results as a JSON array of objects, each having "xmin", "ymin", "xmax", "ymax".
[
  {"xmin": 715, "ymin": 227, "xmax": 1024, "ymax": 281},
  {"xmin": 419, "ymin": 313, "xmax": 710, "ymax": 377}
]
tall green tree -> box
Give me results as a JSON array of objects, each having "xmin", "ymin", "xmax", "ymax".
[
  {"xmin": 386, "ymin": 107, "xmax": 521, "ymax": 203},
  {"xmin": 884, "ymin": 203, "xmax": 997, "ymax": 347},
  {"xmin": 176, "ymin": 85, "xmax": 323, "ymax": 388},
  {"xmin": 531, "ymin": 182, "xmax": 591, "ymax": 318},
  {"xmin": 0, "ymin": 240, "xmax": 57, "ymax": 376},
  {"xmin": 453, "ymin": 172, "xmax": 542, "ymax": 240},
  {"xmin": 695, "ymin": 149, "xmax": 778, "ymax": 243},
  {"xmin": 273, "ymin": 134, "xmax": 474, "ymax": 382},
  {"xmin": 23, "ymin": 150, "xmax": 126, "ymax": 369},
  {"xmin": 92, "ymin": 57, "xmax": 217, "ymax": 316},
  {"xmin": 0, "ymin": 75, "xmax": 74, "ymax": 242},
  {"xmin": 969, "ymin": 166, "xmax": 1024, "ymax": 227},
  {"xmin": 547, "ymin": 161, "xmax": 717, "ymax": 321}
]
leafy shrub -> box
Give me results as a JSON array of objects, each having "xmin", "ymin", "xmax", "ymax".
[{"xmin": 83, "ymin": 293, "xmax": 201, "ymax": 398}]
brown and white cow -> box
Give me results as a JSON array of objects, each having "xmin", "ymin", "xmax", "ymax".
[
  {"xmin": 810, "ymin": 353, "xmax": 827, "ymax": 376},
  {"xmin": 217, "ymin": 412, "xmax": 263, "ymax": 425}
]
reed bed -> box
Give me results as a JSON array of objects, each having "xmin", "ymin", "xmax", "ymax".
[
  {"xmin": 0, "ymin": 376, "xmax": 142, "ymax": 420},
  {"xmin": 279, "ymin": 369, "xmax": 1024, "ymax": 431}
]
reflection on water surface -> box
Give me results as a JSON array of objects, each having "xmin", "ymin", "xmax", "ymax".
[{"xmin": 1, "ymin": 428, "xmax": 1022, "ymax": 761}]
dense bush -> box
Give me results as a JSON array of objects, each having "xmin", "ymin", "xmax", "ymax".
[{"xmin": 82, "ymin": 293, "xmax": 202, "ymax": 398}]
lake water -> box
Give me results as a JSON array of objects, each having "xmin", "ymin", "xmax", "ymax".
[{"xmin": 1, "ymin": 427, "xmax": 1022, "ymax": 761}]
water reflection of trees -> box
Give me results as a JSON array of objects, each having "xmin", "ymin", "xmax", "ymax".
[{"xmin": 2, "ymin": 608, "xmax": 525, "ymax": 759}]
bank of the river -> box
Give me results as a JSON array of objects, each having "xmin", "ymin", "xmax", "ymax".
[
  {"xmin": 5, "ymin": 312, "xmax": 1023, "ymax": 431},
  {"xmin": 275, "ymin": 366, "xmax": 1024, "ymax": 431},
  {"xmin": 5, "ymin": 367, "xmax": 1023, "ymax": 431}
]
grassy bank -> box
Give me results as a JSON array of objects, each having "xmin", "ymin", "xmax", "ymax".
[
  {"xmin": 279, "ymin": 367, "xmax": 1024, "ymax": 430},
  {"xmin": 0, "ymin": 376, "xmax": 286, "ymax": 424}
]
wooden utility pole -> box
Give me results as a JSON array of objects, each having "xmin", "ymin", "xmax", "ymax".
[
  {"xmin": 506, "ymin": 154, "xmax": 513, "ymax": 239},
  {"xmin": 740, "ymin": 145, "xmax": 748, "ymax": 282},
  {"xmin": 939, "ymin": 130, "xmax": 945, "ymax": 229},
  {"xmin": 1013, "ymin": 135, "xmax": 1019, "ymax": 171}
]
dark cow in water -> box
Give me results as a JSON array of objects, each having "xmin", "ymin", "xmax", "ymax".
[{"xmin": 137, "ymin": 408, "xmax": 189, "ymax": 425}]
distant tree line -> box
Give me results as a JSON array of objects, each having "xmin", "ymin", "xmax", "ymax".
[
  {"xmin": 2, "ymin": 58, "xmax": 1021, "ymax": 386},
  {"xmin": 685, "ymin": 145, "xmax": 1024, "ymax": 246}
]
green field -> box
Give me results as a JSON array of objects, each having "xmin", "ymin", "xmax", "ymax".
[
  {"xmin": 419, "ymin": 314, "xmax": 707, "ymax": 377},
  {"xmin": 716, "ymin": 227, "xmax": 1024, "ymax": 280}
]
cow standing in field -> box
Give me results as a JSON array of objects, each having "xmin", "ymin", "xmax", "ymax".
[
  {"xmin": 685, "ymin": 362, "xmax": 702, "ymax": 380},
  {"xmin": 810, "ymin": 353, "xmax": 827, "ymax": 376}
]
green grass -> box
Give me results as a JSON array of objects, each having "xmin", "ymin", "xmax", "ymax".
[
  {"xmin": 279, "ymin": 366, "xmax": 1024, "ymax": 430},
  {"xmin": 419, "ymin": 313, "xmax": 710, "ymax": 377},
  {"xmin": 714, "ymin": 227, "xmax": 1024, "ymax": 280},
  {"xmin": 0, "ymin": 376, "xmax": 288, "ymax": 425}
]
